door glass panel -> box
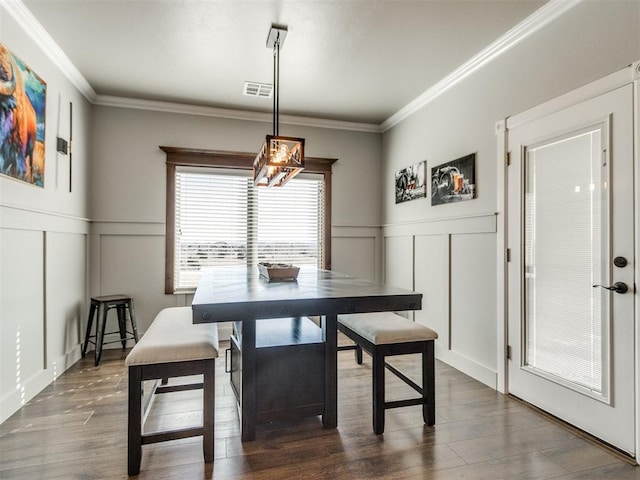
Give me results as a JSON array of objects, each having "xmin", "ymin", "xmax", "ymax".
[{"xmin": 523, "ymin": 125, "xmax": 609, "ymax": 398}]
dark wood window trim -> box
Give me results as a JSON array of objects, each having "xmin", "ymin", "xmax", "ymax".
[{"xmin": 161, "ymin": 146, "xmax": 337, "ymax": 294}]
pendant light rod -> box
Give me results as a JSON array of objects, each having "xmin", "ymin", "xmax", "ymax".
[
  {"xmin": 273, "ymin": 34, "xmax": 279, "ymax": 136},
  {"xmin": 267, "ymin": 25, "xmax": 287, "ymax": 135}
]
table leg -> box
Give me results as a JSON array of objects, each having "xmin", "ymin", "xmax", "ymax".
[
  {"xmin": 241, "ymin": 319, "xmax": 256, "ymax": 441},
  {"xmin": 322, "ymin": 314, "xmax": 338, "ymax": 428}
]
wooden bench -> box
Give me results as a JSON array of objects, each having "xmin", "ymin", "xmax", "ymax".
[
  {"xmin": 338, "ymin": 312, "xmax": 438, "ymax": 435},
  {"xmin": 125, "ymin": 307, "xmax": 219, "ymax": 476}
]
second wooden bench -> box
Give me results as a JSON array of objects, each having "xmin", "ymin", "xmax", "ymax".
[{"xmin": 338, "ymin": 311, "xmax": 438, "ymax": 435}]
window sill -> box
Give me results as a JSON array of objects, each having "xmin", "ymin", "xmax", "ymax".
[{"xmin": 173, "ymin": 288, "xmax": 196, "ymax": 296}]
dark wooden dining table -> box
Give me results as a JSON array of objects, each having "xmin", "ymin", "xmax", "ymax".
[{"xmin": 191, "ymin": 265, "xmax": 422, "ymax": 441}]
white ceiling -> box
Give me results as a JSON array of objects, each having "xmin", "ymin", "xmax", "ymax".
[{"xmin": 22, "ymin": 0, "xmax": 547, "ymax": 125}]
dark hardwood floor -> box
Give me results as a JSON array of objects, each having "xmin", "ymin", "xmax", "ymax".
[{"xmin": 1, "ymin": 340, "xmax": 638, "ymax": 479}]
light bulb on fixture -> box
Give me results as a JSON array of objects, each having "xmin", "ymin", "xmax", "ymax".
[{"xmin": 273, "ymin": 143, "xmax": 289, "ymax": 163}]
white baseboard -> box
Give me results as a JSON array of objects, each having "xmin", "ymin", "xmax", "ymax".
[
  {"xmin": 0, "ymin": 370, "xmax": 50, "ymax": 424},
  {"xmin": 51, "ymin": 346, "xmax": 83, "ymax": 376},
  {"xmin": 436, "ymin": 346, "xmax": 497, "ymax": 390},
  {"xmin": 0, "ymin": 346, "xmax": 81, "ymax": 424}
]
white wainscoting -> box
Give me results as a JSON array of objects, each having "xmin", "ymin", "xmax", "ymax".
[
  {"xmin": 0, "ymin": 206, "xmax": 88, "ymax": 423},
  {"xmin": 415, "ymin": 234, "xmax": 450, "ymax": 347},
  {"xmin": 90, "ymin": 223, "xmax": 381, "ymax": 343},
  {"xmin": 89, "ymin": 221, "xmax": 191, "ymax": 340},
  {"xmin": 45, "ymin": 232, "xmax": 87, "ymax": 376},
  {"xmin": 332, "ymin": 226, "xmax": 381, "ymax": 282},
  {"xmin": 383, "ymin": 212, "xmax": 498, "ymax": 389}
]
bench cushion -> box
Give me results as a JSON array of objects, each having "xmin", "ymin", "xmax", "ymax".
[
  {"xmin": 125, "ymin": 307, "xmax": 219, "ymax": 366},
  {"xmin": 339, "ymin": 312, "xmax": 438, "ymax": 345}
]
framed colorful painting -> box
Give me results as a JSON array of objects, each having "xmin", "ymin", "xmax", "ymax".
[{"xmin": 0, "ymin": 44, "xmax": 47, "ymax": 187}]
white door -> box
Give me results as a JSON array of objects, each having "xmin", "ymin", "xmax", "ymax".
[{"xmin": 507, "ymin": 84, "xmax": 635, "ymax": 454}]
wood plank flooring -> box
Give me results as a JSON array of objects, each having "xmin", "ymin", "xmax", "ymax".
[{"xmin": 1, "ymin": 342, "xmax": 639, "ymax": 479}]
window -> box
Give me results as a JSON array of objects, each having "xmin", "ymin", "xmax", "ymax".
[
  {"xmin": 163, "ymin": 147, "xmax": 335, "ymax": 294},
  {"xmin": 174, "ymin": 169, "xmax": 324, "ymax": 290}
]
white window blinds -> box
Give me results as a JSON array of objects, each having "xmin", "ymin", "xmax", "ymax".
[
  {"xmin": 174, "ymin": 168, "xmax": 324, "ymax": 291},
  {"xmin": 253, "ymin": 177, "xmax": 324, "ymax": 265},
  {"xmin": 524, "ymin": 126, "xmax": 606, "ymax": 394}
]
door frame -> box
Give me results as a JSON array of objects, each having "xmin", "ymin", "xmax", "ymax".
[{"xmin": 496, "ymin": 60, "xmax": 640, "ymax": 457}]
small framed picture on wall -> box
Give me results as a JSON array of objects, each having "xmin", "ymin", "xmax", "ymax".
[
  {"xmin": 395, "ymin": 160, "xmax": 426, "ymax": 204},
  {"xmin": 431, "ymin": 153, "xmax": 476, "ymax": 206}
]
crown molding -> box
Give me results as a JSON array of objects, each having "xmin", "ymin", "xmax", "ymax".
[
  {"xmin": 1, "ymin": 0, "xmax": 97, "ymax": 102},
  {"xmin": 3, "ymin": 0, "xmax": 580, "ymax": 135},
  {"xmin": 380, "ymin": 0, "xmax": 581, "ymax": 132},
  {"xmin": 633, "ymin": 60, "xmax": 640, "ymax": 81},
  {"xmin": 94, "ymin": 95, "xmax": 382, "ymax": 133}
]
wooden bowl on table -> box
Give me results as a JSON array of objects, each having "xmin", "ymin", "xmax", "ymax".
[{"xmin": 257, "ymin": 262, "xmax": 300, "ymax": 281}]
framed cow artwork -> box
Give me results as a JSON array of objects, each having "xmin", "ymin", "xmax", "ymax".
[{"xmin": 0, "ymin": 43, "xmax": 47, "ymax": 187}]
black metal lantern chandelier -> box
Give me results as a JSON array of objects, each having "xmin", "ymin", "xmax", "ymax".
[{"xmin": 253, "ymin": 25, "xmax": 305, "ymax": 187}]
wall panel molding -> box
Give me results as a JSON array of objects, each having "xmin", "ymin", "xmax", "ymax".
[
  {"xmin": 90, "ymin": 221, "xmax": 165, "ymax": 236},
  {"xmin": 383, "ymin": 212, "xmax": 497, "ymax": 237},
  {"xmin": 0, "ymin": 227, "xmax": 88, "ymax": 423},
  {"xmin": 1, "ymin": 229, "xmax": 45, "ymax": 423},
  {"xmin": 383, "ymin": 215, "xmax": 498, "ymax": 389},
  {"xmin": 332, "ymin": 225, "xmax": 380, "ymax": 237},
  {"xmin": 0, "ymin": 204, "xmax": 89, "ymax": 233}
]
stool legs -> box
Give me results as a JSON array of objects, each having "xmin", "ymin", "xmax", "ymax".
[
  {"xmin": 127, "ymin": 299, "xmax": 140, "ymax": 343},
  {"xmin": 117, "ymin": 305, "xmax": 127, "ymax": 348},
  {"xmin": 95, "ymin": 303, "xmax": 108, "ymax": 366},
  {"xmin": 82, "ymin": 301, "xmax": 97, "ymax": 358}
]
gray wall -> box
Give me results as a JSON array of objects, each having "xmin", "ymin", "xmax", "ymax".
[
  {"xmin": 381, "ymin": 1, "xmax": 640, "ymax": 387},
  {"xmin": 89, "ymin": 105, "xmax": 383, "ymax": 337},
  {"xmin": 0, "ymin": 7, "xmax": 92, "ymax": 422},
  {"xmin": 2, "ymin": 0, "xmax": 638, "ymax": 424}
]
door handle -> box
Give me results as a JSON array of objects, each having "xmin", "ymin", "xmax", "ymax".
[{"xmin": 593, "ymin": 282, "xmax": 628, "ymax": 294}]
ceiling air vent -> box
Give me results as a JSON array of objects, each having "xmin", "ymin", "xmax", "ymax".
[{"xmin": 243, "ymin": 81, "xmax": 273, "ymax": 98}]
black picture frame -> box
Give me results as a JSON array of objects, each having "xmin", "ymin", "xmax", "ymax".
[
  {"xmin": 431, "ymin": 153, "xmax": 476, "ymax": 206},
  {"xmin": 395, "ymin": 161, "xmax": 426, "ymax": 204}
]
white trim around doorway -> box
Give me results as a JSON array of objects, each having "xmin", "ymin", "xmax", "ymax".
[{"xmin": 496, "ymin": 59, "xmax": 640, "ymax": 459}]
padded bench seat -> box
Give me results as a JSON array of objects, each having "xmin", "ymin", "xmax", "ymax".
[
  {"xmin": 338, "ymin": 311, "xmax": 438, "ymax": 435},
  {"xmin": 339, "ymin": 311, "xmax": 438, "ymax": 345},
  {"xmin": 125, "ymin": 306, "xmax": 219, "ymax": 475}
]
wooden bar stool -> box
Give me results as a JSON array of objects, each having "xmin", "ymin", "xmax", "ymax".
[{"xmin": 82, "ymin": 295, "xmax": 139, "ymax": 366}]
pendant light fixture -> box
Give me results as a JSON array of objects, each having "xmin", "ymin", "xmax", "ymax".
[{"xmin": 253, "ymin": 25, "xmax": 305, "ymax": 187}]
